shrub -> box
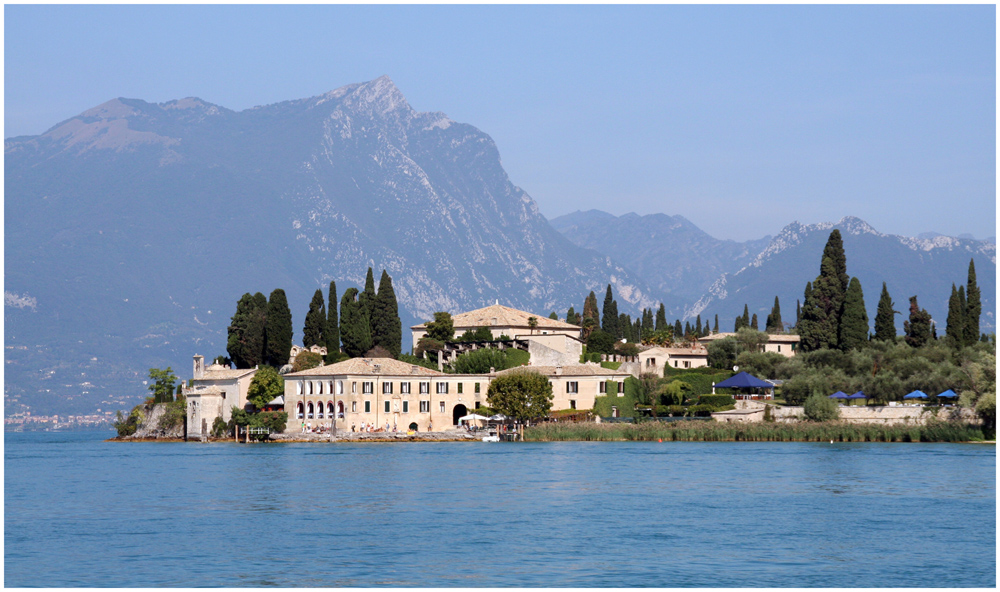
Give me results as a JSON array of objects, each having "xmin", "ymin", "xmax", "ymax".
[
  {"xmin": 698, "ymin": 394, "xmax": 735, "ymax": 408},
  {"xmin": 113, "ymin": 407, "xmax": 143, "ymax": 438},
  {"xmin": 587, "ymin": 329, "xmax": 616, "ymax": 355},
  {"xmin": 211, "ymin": 416, "xmax": 229, "ymax": 438},
  {"xmin": 292, "ymin": 351, "xmax": 324, "ymax": 372},
  {"xmin": 804, "ymin": 393, "xmax": 840, "ymax": 422},
  {"xmin": 615, "ymin": 342, "xmax": 640, "ymax": 357},
  {"xmin": 158, "ymin": 396, "xmax": 186, "ymax": 430}
]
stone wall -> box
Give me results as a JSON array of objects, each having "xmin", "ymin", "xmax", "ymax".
[{"xmin": 730, "ymin": 399, "xmax": 978, "ymax": 425}]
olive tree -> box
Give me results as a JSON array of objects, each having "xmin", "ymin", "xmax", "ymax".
[{"xmin": 486, "ymin": 368, "xmax": 554, "ymax": 422}]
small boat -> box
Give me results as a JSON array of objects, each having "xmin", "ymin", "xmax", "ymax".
[{"xmin": 482, "ymin": 435, "xmax": 500, "ymax": 442}]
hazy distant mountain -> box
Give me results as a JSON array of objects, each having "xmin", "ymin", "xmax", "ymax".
[
  {"xmin": 550, "ymin": 210, "xmax": 771, "ymax": 311},
  {"xmin": 689, "ymin": 217, "xmax": 996, "ymax": 333},
  {"xmin": 5, "ymin": 76, "xmax": 657, "ymax": 416},
  {"xmin": 919, "ymin": 231, "xmax": 995, "ymax": 244}
]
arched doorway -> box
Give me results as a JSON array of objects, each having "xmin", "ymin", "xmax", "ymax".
[
  {"xmin": 452, "ymin": 404, "xmax": 468, "ymax": 426},
  {"xmin": 408, "ymin": 422, "xmax": 418, "ymax": 431}
]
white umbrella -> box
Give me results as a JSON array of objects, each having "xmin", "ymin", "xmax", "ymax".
[{"xmin": 458, "ymin": 413, "xmax": 489, "ymax": 423}]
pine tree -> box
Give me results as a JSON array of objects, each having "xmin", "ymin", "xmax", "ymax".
[
  {"xmin": 326, "ymin": 281, "xmax": 340, "ymax": 358},
  {"xmin": 766, "ymin": 296, "xmax": 782, "ymax": 333},
  {"xmin": 602, "ymin": 285, "xmax": 618, "ymax": 337},
  {"xmin": 945, "ymin": 283, "xmax": 965, "ymax": 345},
  {"xmin": 903, "ymin": 296, "xmax": 932, "ymax": 348},
  {"xmin": 873, "ymin": 282, "xmax": 897, "ymax": 342},
  {"xmin": 340, "ymin": 288, "xmax": 372, "ymax": 358},
  {"xmin": 303, "ymin": 289, "xmax": 326, "ymax": 348},
  {"xmin": 371, "ymin": 270, "xmax": 402, "ymax": 358},
  {"xmin": 839, "ymin": 277, "xmax": 869, "ymax": 351},
  {"xmin": 965, "ymin": 259, "xmax": 981, "ymax": 346},
  {"xmin": 655, "ymin": 304, "xmax": 667, "ymax": 332},
  {"xmin": 264, "ymin": 289, "xmax": 293, "ymax": 368}
]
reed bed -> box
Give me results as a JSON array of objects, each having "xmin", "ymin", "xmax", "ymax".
[{"xmin": 524, "ymin": 420, "xmax": 984, "ymax": 443}]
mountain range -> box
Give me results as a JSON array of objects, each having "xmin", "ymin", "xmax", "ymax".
[{"xmin": 5, "ymin": 76, "xmax": 994, "ymax": 417}]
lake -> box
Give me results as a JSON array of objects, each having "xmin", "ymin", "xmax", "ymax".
[{"xmin": 4, "ymin": 431, "xmax": 995, "ymax": 587}]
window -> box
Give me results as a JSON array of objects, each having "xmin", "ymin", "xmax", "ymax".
[
  {"xmin": 611, "ymin": 406, "xmax": 619, "ymax": 418},
  {"xmin": 570, "ymin": 400, "xmax": 576, "ymax": 410},
  {"xmin": 384, "ymin": 401, "xmax": 391, "ymax": 413},
  {"xmin": 674, "ymin": 360, "xmax": 679, "ymax": 368},
  {"xmin": 777, "ymin": 345, "xmax": 782, "ymax": 353},
  {"xmin": 474, "ymin": 402, "xmax": 480, "ymax": 409},
  {"xmin": 383, "ymin": 382, "xmax": 392, "ymax": 394},
  {"xmin": 364, "ymin": 401, "xmax": 371, "ymax": 413},
  {"xmin": 337, "ymin": 381, "xmax": 344, "ymax": 395},
  {"xmin": 599, "ymin": 382, "xmax": 607, "ymax": 394},
  {"xmin": 317, "ymin": 405, "xmax": 324, "ymax": 419},
  {"xmin": 567, "ymin": 381, "xmax": 578, "ymax": 394},
  {"xmin": 402, "ymin": 401, "xmax": 409, "ymax": 413},
  {"xmin": 420, "ymin": 401, "xmax": 430, "ymax": 413},
  {"xmin": 401, "ymin": 382, "xmax": 411, "ymax": 394},
  {"xmin": 363, "ymin": 382, "xmax": 373, "ymax": 394},
  {"xmin": 684, "ymin": 361, "xmax": 690, "ymax": 369},
  {"xmin": 352, "ymin": 401, "xmax": 357, "ymax": 413},
  {"xmin": 419, "ymin": 382, "xmax": 430, "ymax": 394},
  {"xmin": 436, "ymin": 383, "xmax": 448, "ymax": 394},
  {"xmin": 439, "ymin": 401, "xmax": 445, "ymax": 413},
  {"xmin": 458, "ymin": 383, "xmax": 463, "ymax": 394},
  {"xmin": 474, "ymin": 383, "xmax": 480, "ymax": 394},
  {"xmin": 352, "ymin": 382, "xmax": 357, "ymax": 394},
  {"xmin": 296, "ymin": 381, "xmax": 303, "ymax": 395}
]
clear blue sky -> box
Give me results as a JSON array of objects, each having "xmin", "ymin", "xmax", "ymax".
[{"xmin": 5, "ymin": 5, "xmax": 995, "ymax": 241}]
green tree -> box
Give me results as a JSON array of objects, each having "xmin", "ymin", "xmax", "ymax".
[
  {"xmin": 426, "ymin": 312, "xmax": 455, "ymax": 342},
  {"xmin": 566, "ymin": 306, "xmax": 580, "ymax": 325},
  {"xmin": 800, "ymin": 230, "xmax": 850, "ymax": 352},
  {"xmin": 750, "ymin": 313, "xmax": 758, "ymax": 331},
  {"xmin": 371, "ymin": 270, "xmax": 402, "ymax": 358},
  {"xmin": 642, "ymin": 309, "xmax": 654, "ymax": 334},
  {"xmin": 803, "ymin": 392, "xmax": 840, "ymax": 422},
  {"xmin": 601, "ymin": 285, "xmax": 619, "ymax": 337},
  {"xmin": 452, "ymin": 347, "xmax": 522, "ymax": 374},
  {"xmin": 458, "ymin": 326, "xmax": 494, "ymax": 342},
  {"xmin": 873, "ymin": 282, "xmax": 898, "ymax": 342},
  {"xmin": 586, "ymin": 328, "xmax": 616, "ymax": 355},
  {"xmin": 227, "ymin": 292, "xmax": 267, "ymax": 369},
  {"xmin": 528, "ymin": 316, "xmax": 539, "ymax": 334},
  {"xmin": 765, "ymin": 296, "xmax": 783, "ymax": 333},
  {"xmin": 148, "ymin": 367, "xmax": 177, "ymax": 404},
  {"xmin": 264, "ymin": 289, "xmax": 293, "ymax": 367},
  {"xmin": 838, "ymin": 277, "xmax": 869, "ymax": 351},
  {"xmin": 293, "ymin": 351, "xmax": 324, "ymax": 372},
  {"xmin": 965, "ymin": 259, "xmax": 981, "ymax": 346},
  {"xmin": 655, "ymin": 304, "xmax": 667, "ymax": 332},
  {"xmin": 735, "ymin": 327, "xmax": 769, "ymax": 355},
  {"xmin": 903, "ymin": 296, "xmax": 932, "ymax": 348},
  {"xmin": 946, "ymin": 283, "xmax": 966, "ymax": 346},
  {"xmin": 548, "ymin": 311, "xmax": 559, "ymax": 320},
  {"xmin": 713, "ymin": 314, "xmax": 719, "ymax": 334},
  {"xmin": 695, "ymin": 314, "xmax": 703, "ymax": 335},
  {"xmin": 359, "ymin": 267, "xmax": 376, "ymax": 328},
  {"xmin": 340, "ymin": 288, "xmax": 372, "ymax": 358},
  {"xmin": 706, "ymin": 337, "xmax": 738, "ymax": 370},
  {"xmin": 303, "ymin": 289, "xmax": 327, "ymax": 348},
  {"xmin": 247, "ymin": 365, "xmax": 284, "ymax": 410},
  {"xmin": 582, "ymin": 291, "xmax": 600, "ymax": 339},
  {"xmin": 326, "ymin": 281, "xmax": 340, "ymax": 361},
  {"xmin": 673, "ymin": 319, "xmax": 683, "ymax": 339},
  {"xmin": 486, "ymin": 369, "xmax": 554, "ymax": 422}
]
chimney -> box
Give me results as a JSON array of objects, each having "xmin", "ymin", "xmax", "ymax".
[
  {"xmin": 555, "ymin": 365, "xmax": 563, "ymax": 376},
  {"xmin": 489, "ymin": 366, "xmax": 495, "ymax": 374},
  {"xmin": 193, "ymin": 355, "xmax": 204, "ymax": 380},
  {"xmin": 411, "ymin": 365, "xmax": 419, "ymax": 374}
]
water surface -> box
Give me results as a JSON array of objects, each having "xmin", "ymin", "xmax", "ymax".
[{"xmin": 5, "ymin": 432, "xmax": 995, "ymax": 587}]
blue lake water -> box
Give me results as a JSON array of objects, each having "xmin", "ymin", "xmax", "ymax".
[{"xmin": 4, "ymin": 431, "xmax": 995, "ymax": 587}]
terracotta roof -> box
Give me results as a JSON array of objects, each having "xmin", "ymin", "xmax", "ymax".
[
  {"xmin": 494, "ymin": 364, "xmax": 629, "ymax": 378},
  {"xmin": 197, "ymin": 365, "xmax": 257, "ymax": 381},
  {"xmin": 411, "ymin": 304, "xmax": 580, "ymax": 331},
  {"xmin": 640, "ymin": 346, "xmax": 708, "ymax": 357},
  {"xmin": 285, "ymin": 357, "xmax": 444, "ymax": 377}
]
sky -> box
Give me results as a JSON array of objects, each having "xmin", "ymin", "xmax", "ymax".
[{"xmin": 5, "ymin": 5, "xmax": 995, "ymax": 241}]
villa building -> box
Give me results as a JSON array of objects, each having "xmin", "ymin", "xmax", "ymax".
[
  {"xmin": 697, "ymin": 332, "xmax": 801, "ymax": 357},
  {"xmin": 637, "ymin": 345, "xmax": 709, "ymax": 374}
]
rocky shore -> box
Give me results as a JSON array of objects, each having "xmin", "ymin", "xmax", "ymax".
[{"xmin": 267, "ymin": 429, "xmax": 479, "ymax": 443}]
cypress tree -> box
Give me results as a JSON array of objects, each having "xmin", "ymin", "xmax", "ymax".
[
  {"xmin": 965, "ymin": 259, "xmax": 981, "ymax": 346},
  {"xmin": 674, "ymin": 319, "xmax": 683, "ymax": 338},
  {"xmin": 549, "ymin": 312, "xmax": 559, "ymax": 320},
  {"xmin": 326, "ymin": 281, "xmax": 340, "ymax": 358},
  {"xmin": 742, "ymin": 304, "xmax": 750, "ymax": 328},
  {"xmin": 750, "ymin": 313, "xmax": 758, "ymax": 331},
  {"xmin": 566, "ymin": 306, "xmax": 579, "ymax": 326},
  {"xmin": 839, "ymin": 277, "xmax": 869, "ymax": 351},
  {"xmin": 264, "ymin": 289, "xmax": 293, "ymax": 368},
  {"xmin": 250, "ymin": 292, "xmax": 268, "ymax": 366},
  {"xmin": 795, "ymin": 299, "xmax": 801, "ymax": 328},
  {"xmin": 945, "ymin": 284, "xmax": 965, "ymax": 345},
  {"xmin": 713, "ymin": 314, "xmax": 719, "ymax": 334},
  {"xmin": 766, "ymin": 296, "xmax": 783, "ymax": 333},
  {"xmin": 371, "ymin": 270, "xmax": 402, "ymax": 358},
  {"xmin": 903, "ymin": 296, "xmax": 932, "ymax": 348},
  {"xmin": 602, "ymin": 285, "xmax": 618, "ymax": 337},
  {"xmin": 695, "ymin": 315, "xmax": 702, "ymax": 335},
  {"xmin": 655, "ymin": 304, "xmax": 667, "ymax": 332},
  {"xmin": 642, "ymin": 309, "xmax": 654, "ymax": 334},
  {"xmin": 873, "ymin": 282, "xmax": 897, "ymax": 342},
  {"xmin": 684, "ymin": 321, "xmax": 692, "ymax": 337},
  {"xmin": 359, "ymin": 267, "xmax": 376, "ymax": 333},
  {"xmin": 633, "ymin": 318, "xmax": 642, "ymax": 343},
  {"xmin": 582, "ymin": 291, "xmax": 600, "ymax": 338},
  {"xmin": 303, "ymin": 289, "xmax": 326, "ymax": 348},
  {"xmin": 340, "ymin": 288, "xmax": 372, "ymax": 358},
  {"xmin": 227, "ymin": 293, "xmax": 267, "ymax": 369},
  {"xmin": 618, "ymin": 313, "xmax": 631, "ymax": 342},
  {"xmin": 734, "ymin": 315, "xmax": 744, "ymax": 332}
]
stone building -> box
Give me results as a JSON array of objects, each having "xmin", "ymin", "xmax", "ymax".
[
  {"xmin": 697, "ymin": 332, "xmax": 801, "ymax": 357},
  {"xmin": 184, "ymin": 355, "xmax": 257, "ymax": 439},
  {"xmin": 281, "ymin": 357, "xmax": 633, "ymax": 433},
  {"xmin": 637, "ymin": 346, "xmax": 709, "ymax": 374}
]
